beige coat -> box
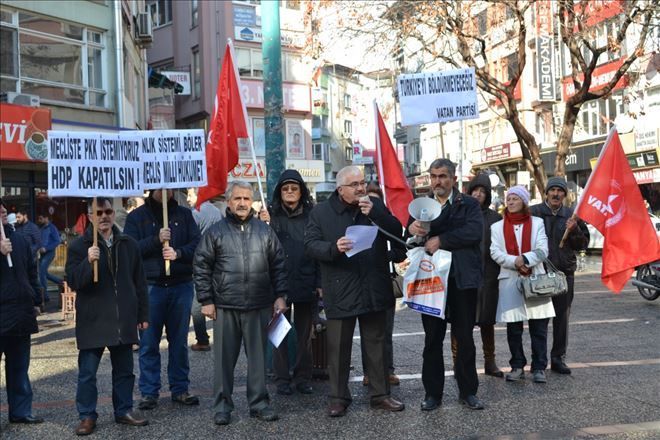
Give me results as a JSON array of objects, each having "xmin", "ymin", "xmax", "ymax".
[{"xmin": 490, "ymin": 216, "xmax": 555, "ymax": 323}]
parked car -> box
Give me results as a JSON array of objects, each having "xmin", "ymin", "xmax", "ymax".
[{"xmin": 587, "ymin": 213, "xmax": 660, "ymax": 250}]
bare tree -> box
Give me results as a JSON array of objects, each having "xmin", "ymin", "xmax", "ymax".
[{"xmin": 306, "ymin": 0, "xmax": 659, "ymax": 193}]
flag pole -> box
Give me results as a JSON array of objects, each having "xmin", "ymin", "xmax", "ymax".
[
  {"xmin": 228, "ymin": 38, "xmax": 267, "ymax": 206},
  {"xmin": 374, "ymin": 100, "xmax": 388, "ymax": 203}
]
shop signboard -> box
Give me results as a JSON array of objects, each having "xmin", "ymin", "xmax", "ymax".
[{"xmin": 0, "ymin": 103, "xmax": 51, "ymax": 162}]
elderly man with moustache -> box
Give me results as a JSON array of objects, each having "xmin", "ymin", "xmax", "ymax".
[
  {"xmin": 530, "ymin": 177, "xmax": 589, "ymax": 375},
  {"xmin": 194, "ymin": 181, "xmax": 288, "ymax": 425},
  {"xmin": 305, "ymin": 165, "xmax": 405, "ymax": 417}
]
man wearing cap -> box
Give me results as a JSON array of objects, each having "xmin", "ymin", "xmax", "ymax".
[{"xmin": 530, "ymin": 177, "xmax": 589, "ymax": 375}]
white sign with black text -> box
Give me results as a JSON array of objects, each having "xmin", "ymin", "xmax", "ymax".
[{"xmin": 397, "ymin": 67, "xmax": 479, "ymax": 126}]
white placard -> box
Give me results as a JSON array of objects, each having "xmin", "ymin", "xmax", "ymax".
[
  {"xmin": 47, "ymin": 131, "xmax": 143, "ymax": 197},
  {"xmin": 397, "ymin": 67, "xmax": 479, "ymax": 126},
  {"xmin": 140, "ymin": 129, "xmax": 207, "ymax": 190}
]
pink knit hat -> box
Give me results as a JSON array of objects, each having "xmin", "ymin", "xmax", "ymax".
[{"xmin": 506, "ymin": 185, "xmax": 530, "ymax": 205}]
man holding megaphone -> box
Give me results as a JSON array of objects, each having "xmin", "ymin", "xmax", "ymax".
[{"xmin": 407, "ymin": 159, "xmax": 485, "ymax": 411}]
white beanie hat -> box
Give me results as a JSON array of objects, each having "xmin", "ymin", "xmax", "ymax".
[{"xmin": 507, "ymin": 185, "xmax": 530, "ymax": 206}]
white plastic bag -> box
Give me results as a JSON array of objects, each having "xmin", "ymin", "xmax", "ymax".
[{"xmin": 403, "ymin": 247, "xmax": 452, "ymax": 318}]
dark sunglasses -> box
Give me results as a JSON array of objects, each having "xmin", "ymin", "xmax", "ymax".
[
  {"xmin": 91, "ymin": 209, "xmax": 114, "ymax": 216},
  {"xmin": 281, "ymin": 185, "xmax": 300, "ymax": 192}
]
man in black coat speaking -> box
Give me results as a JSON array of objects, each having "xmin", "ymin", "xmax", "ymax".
[
  {"xmin": 194, "ymin": 181, "xmax": 288, "ymax": 426},
  {"xmin": 66, "ymin": 198, "xmax": 150, "ymax": 436},
  {"xmin": 304, "ymin": 166, "xmax": 405, "ymax": 418}
]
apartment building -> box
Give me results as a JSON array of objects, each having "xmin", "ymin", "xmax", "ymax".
[{"xmin": 0, "ymin": 0, "xmax": 150, "ymax": 231}]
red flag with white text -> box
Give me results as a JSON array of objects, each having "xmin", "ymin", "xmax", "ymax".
[
  {"xmin": 574, "ymin": 128, "xmax": 660, "ymax": 292},
  {"xmin": 196, "ymin": 43, "xmax": 248, "ymax": 209},
  {"xmin": 374, "ymin": 105, "xmax": 413, "ymax": 226}
]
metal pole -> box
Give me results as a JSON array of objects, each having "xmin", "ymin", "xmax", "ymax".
[
  {"xmin": 262, "ymin": 0, "xmax": 285, "ymax": 201},
  {"xmin": 458, "ymin": 120, "xmax": 464, "ymax": 191},
  {"xmin": 113, "ymin": 1, "xmax": 124, "ymax": 128}
]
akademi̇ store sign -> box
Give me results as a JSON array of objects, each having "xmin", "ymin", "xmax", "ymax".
[
  {"xmin": 0, "ymin": 103, "xmax": 52, "ymax": 162},
  {"xmin": 228, "ymin": 159, "xmax": 325, "ymax": 183}
]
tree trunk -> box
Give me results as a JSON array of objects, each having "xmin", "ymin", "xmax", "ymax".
[
  {"xmin": 555, "ymin": 104, "xmax": 581, "ymax": 177},
  {"xmin": 507, "ymin": 106, "xmax": 548, "ymax": 195}
]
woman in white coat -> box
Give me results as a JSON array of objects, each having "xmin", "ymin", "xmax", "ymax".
[{"xmin": 490, "ymin": 186, "xmax": 554, "ymax": 384}]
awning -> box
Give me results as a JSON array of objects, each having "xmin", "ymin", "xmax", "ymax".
[{"xmin": 148, "ymin": 67, "xmax": 184, "ymax": 94}]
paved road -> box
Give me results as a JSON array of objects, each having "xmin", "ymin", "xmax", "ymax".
[{"xmin": 2, "ymin": 260, "xmax": 659, "ymax": 439}]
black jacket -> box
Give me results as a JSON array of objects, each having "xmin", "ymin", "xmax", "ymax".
[
  {"xmin": 407, "ymin": 189, "xmax": 483, "ymax": 291},
  {"xmin": 66, "ymin": 226, "xmax": 149, "ymax": 350},
  {"xmin": 304, "ymin": 191, "xmax": 403, "ymax": 319},
  {"xmin": 124, "ymin": 196, "xmax": 200, "ymax": 286},
  {"xmin": 194, "ymin": 211, "xmax": 288, "ymax": 311},
  {"xmin": 268, "ymin": 169, "xmax": 319, "ymax": 303},
  {"xmin": 530, "ymin": 202, "xmax": 589, "ymax": 274},
  {"xmin": 467, "ymin": 174, "xmax": 502, "ymax": 325},
  {"xmin": 0, "ymin": 225, "xmax": 40, "ymax": 336}
]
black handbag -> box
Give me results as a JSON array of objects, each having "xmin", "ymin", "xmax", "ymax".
[
  {"xmin": 518, "ymin": 258, "xmax": 568, "ymax": 300},
  {"xmin": 392, "ymin": 274, "xmax": 404, "ymax": 299}
]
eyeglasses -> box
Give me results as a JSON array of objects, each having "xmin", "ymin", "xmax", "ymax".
[
  {"xmin": 91, "ymin": 209, "xmax": 114, "ymax": 217},
  {"xmin": 281, "ymin": 185, "xmax": 300, "ymax": 192},
  {"xmin": 341, "ymin": 181, "xmax": 367, "ymax": 189}
]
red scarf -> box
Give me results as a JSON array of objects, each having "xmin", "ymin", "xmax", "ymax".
[{"xmin": 503, "ymin": 210, "xmax": 532, "ymax": 256}]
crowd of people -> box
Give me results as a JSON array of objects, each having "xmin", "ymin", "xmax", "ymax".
[{"xmin": 0, "ymin": 158, "xmax": 590, "ymax": 434}]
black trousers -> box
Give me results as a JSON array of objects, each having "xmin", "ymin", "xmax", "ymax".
[
  {"xmin": 421, "ymin": 277, "xmax": 478, "ymax": 400},
  {"xmin": 273, "ymin": 301, "xmax": 314, "ymax": 385},
  {"xmin": 507, "ymin": 319, "xmax": 549, "ymax": 371},
  {"xmin": 327, "ymin": 310, "xmax": 389, "ymax": 406},
  {"xmin": 551, "ymin": 273, "xmax": 574, "ymax": 361}
]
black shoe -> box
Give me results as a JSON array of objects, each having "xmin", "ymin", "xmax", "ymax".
[
  {"xmin": 9, "ymin": 415, "xmax": 44, "ymax": 424},
  {"xmin": 214, "ymin": 412, "xmax": 231, "ymax": 425},
  {"xmin": 551, "ymin": 359, "xmax": 572, "ymax": 375},
  {"xmin": 420, "ymin": 396, "xmax": 441, "ymax": 411},
  {"xmin": 115, "ymin": 412, "xmax": 149, "ymax": 426},
  {"xmin": 138, "ymin": 395, "xmax": 158, "ymax": 410},
  {"xmin": 295, "ymin": 382, "xmax": 313, "ymax": 394},
  {"xmin": 460, "ymin": 395, "xmax": 485, "ymax": 410},
  {"xmin": 172, "ymin": 392, "xmax": 200, "ymax": 405},
  {"xmin": 249, "ymin": 406, "xmax": 279, "ymax": 421},
  {"xmin": 276, "ymin": 383, "xmax": 293, "ymax": 395}
]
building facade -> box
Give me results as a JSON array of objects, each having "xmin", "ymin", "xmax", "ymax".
[{"xmin": 1, "ymin": 0, "xmax": 150, "ymax": 233}]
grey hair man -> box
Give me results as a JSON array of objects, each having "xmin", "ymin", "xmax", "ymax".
[
  {"xmin": 194, "ymin": 181, "xmax": 289, "ymax": 426},
  {"xmin": 305, "ymin": 166, "xmax": 405, "ymax": 417}
]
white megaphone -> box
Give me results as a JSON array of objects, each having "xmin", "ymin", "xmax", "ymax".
[{"xmin": 407, "ymin": 197, "xmax": 443, "ymax": 245}]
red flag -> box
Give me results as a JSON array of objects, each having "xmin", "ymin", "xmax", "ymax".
[
  {"xmin": 196, "ymin": 43, "xmax": 248, "ymax": 209},
  {"xmin": 575, "ymin": 128, "xmax": 660, "ymax": 292},
  {"xmin": 374, "ymin": 104, "xmax": 413, "ymax": 226}
]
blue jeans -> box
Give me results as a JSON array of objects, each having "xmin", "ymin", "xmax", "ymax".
[
  {"xmin": 77, "ymin": 344, "xmax": 135, "ymax": 420},
  {"xmin": 139, "ymin": 282, "xmax": 194, "ymax": 397},
  {"xmin": 507, "ymin": 318, "xmax": 549, "ymax": 371},
  {"xmin": 39, "ymin": 250, "xmax": 62, "ymax": 300},
  {"xmin": 0, "ymin": 335, "xmax": 35, "ymax": 420}
]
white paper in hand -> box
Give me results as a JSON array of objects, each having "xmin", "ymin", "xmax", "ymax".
[
  {"xmin": 345, "ymin": 225, "xmax": 378, "ymax": 257},
  {"xmin": 267, "ymin": 313, "xmax": 292, "ymax": 348}
]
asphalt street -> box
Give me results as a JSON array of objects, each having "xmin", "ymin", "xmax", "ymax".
[{"xmin": 1, "ymin": 257, "xmax": 659, "ymax": 439}]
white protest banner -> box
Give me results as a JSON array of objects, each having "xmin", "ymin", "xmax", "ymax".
[
  {"xmin": 47, "ymin": 131, "xmax": 142, "ymax": 197},
  {"xmin": 140, "ymin": 129, "xmax": 207, "ymax": 189},
  {"xmin": 397, "ymin": 67, "xmax": 479, "ymax": 126}
]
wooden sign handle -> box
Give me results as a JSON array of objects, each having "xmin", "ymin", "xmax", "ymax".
[
  {"xmin": 559, "ymin": 214, "xmax": 577, "ymax": 249},
  {"xmin": 163, "ymin": 190, "xmax": 170, "ymax": 276},
  {"xmin": 92, "ymin": 197, "xmax": 98, "ymax": 282}
]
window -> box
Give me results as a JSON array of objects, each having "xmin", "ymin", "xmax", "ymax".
[
  {"xmin": 235, "ymin": 47, "xmax": 262, "ymax": 78},
  {"xmin": 345, "ymin": 146, "xmax": 353, "ymax": 161},
  {"xmin": 577, "ymin": 92, "xmax": 623, "ymax": 138},
  {"xmin": 312, "ymin": 142, "xmax": 323, "ymax": 160},
  {"xmin": 192, "ymin": 48, "xmax": 200, "ymax": 100},
  {"xmin": 147, "ymin": 0, "xmax": 172, "ymax": 28},
  {"xmin": 0, "ymin": 8, "xmax": 107, "ymax": 107},
  {"xmin": 282, "ymin": 51, "xmax": 305, "ymax": 82},
  {"xmin": 477, "ymin": 10, "xmax": 487, "ymax": 35},
  {"xmin": 505, "ymin": 53, "xmax": 518, "ymax": 81},
  {"xmin": 343, "ymin": 120, "xmax": 352, "ymax": 134},
  {"xmin": 285, "ymin": 0, "xmax": 301, "ymax": 9},
  {"xmin": 191, "ymin": 0, "xmax": 198, "ymax": 28},
  {"xmin": 343, "ymin": 93, "xmax": 351, "ymax": 110}
]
